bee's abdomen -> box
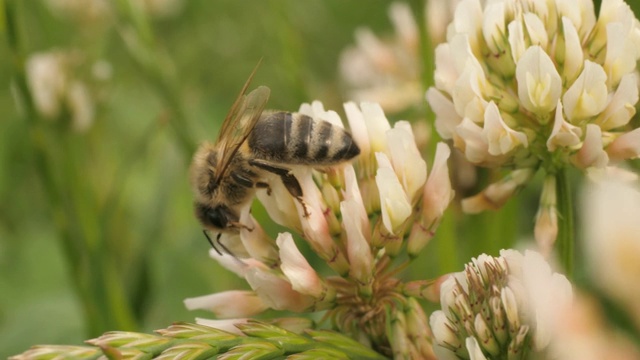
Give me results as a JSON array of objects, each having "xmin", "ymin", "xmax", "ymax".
[{"xmin": 249, "ymin": 112, "xmax": 360, "ymax": 165}]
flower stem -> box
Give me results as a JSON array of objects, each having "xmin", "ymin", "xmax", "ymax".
[{"xmin": 555, "ymin": 168, "xmax": 574, "ymax": 278}]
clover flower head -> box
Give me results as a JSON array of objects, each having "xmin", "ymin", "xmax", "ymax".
[
  {"xmin": 431, "ymin": 249, "xmax": 572, "ymax": 359},
  {"xmin": 582, "ymin": 172, "xmax": 640, "ymax": 329},
  {"xmin": 426, "ymin": 0, "xmax": 640, "ymax": 252},
  {"xmin": 26, "ymin": 50, "xmax": 98, "ymax": 132},
  {"xmin": 340, "ymin": 2, "xmax": 422, "ymax": 113},
  {"xmin": 185, "ymin": 101, "xmax": 454, "ymax": 357}
]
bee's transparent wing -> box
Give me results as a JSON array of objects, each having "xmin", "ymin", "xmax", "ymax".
[{"xmin": 213, "ymin": 78, "xmax": 270, "ymax": 186}]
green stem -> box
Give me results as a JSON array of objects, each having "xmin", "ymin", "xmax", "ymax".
[
  {"xmin": 555, "ymin": 169, "xmax": 574, "ymax": 278},
  {"xmin": 5, "ymin": 0, "xmax": 139, "ymax": 335},
  {"xmin": 114, "ymin": 0, "xmax": 196, "ymax": 157}
]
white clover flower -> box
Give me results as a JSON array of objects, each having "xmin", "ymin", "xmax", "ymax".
[
  {"xmin": 431, "ymin": 249, "xmax": 572, "ymax": 359},
  {"xmin": 187, "ymin": 101, "xmax": 453, "ymax": 358},
  {"xmin": 427, "ymin": 0, "xmax": 640, "ymax": 252},
  {"xmin": 43, "ymin": 0, "xmax": 111, "ymax": 24},
  {"xmin": 26, "ymin": 50, "xmax": 97, "ymax": 132},
  {"xmin": 339, "ymin": 3, "xmax": 422, "ymax": 113},
  {"xmin": 582, "ymin": 173, "xmax": 640, "ymax": 329}
]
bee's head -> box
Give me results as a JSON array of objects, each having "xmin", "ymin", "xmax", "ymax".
[
  {"xmin": 190, "ymin": 144, "xmax": 220, "ymax": 198},
  {"xmin": 194, "ymin": 202, "xmax": 238, "ymax": 232}
]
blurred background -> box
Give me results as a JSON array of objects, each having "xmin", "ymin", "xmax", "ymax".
[{"xmin": 3, "ymin": 0, "xmax": 638, "ymax": 358}]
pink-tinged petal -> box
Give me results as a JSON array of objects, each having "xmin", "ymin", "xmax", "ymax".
[
  {"xmin": 208, "ymin": 248, "xmax": 267, "ymax": 278},
  {"xmin": 375, "ymin": 152, "xmax": 412, "ymax": 234},
  {"xmin": 341, "ymin": 198, "xmax": 374, "ymax": 286},
  {"xmin": 595, "ymin": 73, "xmax": 639, "ymax": 131},
  {"xmin": 516, "ymin": 46, "xmax": 562, "ymax": 116},
  {"xmin": 245, "ymin": 267, "xmax": 315, "ymax": 313},
  {"xmin": 607, "ymin": 128, "xmax": 640, "ymax": 160},
  {"xmin": 481, "ymin": 101, "xmax": 528, "ymax": 155},
  {"xmin": 293, "ymin": 168, "xmax": 348, "ymax": 272},
  {"xmin": 410, "ymin": 142, "xmax": 453, "ymax": 256},
  {"xmin": 462, "ymin": 169, "xmax": 535, "ymax": 213},
  {"xmin": 184, "ymin": 291, "xmax": 268, "ymax": 319},
  {"xmin": 427, "ymin": 87, "xmax": 463, "ymax": 139},
  {"xmin": 276, "ymin": 232, "xmax": 324, "ymax": 298},
  {"xmin": 195, "ymin": 318, "xmax": 248, "ymax": 335},
  {"xmin": 534, "ymin": 176, "xmax": 559, "ymax": 256},
  {"xmin": 547, "ymin": 100, "xmax": 582, "ymax": 151},
  {"xmin": 573, "ymin": 124, "xmax": 609, "ymax": 168},
  {"xmin": 562, "ymin": 61, "xmax": 608, "ymax": 122},
  {"xmin": 239, "ymin": 211, "xmax": 278, "ymax": 265}
]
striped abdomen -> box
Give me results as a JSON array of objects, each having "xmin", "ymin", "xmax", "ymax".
[{"xmin": 248, "ymin": 111, "xmax": 360, "ymax": 166}]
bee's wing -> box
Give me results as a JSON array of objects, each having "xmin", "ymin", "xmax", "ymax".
[{"xmin": 214, "ymin": 82, "xmax": 271, "ymax": 187}]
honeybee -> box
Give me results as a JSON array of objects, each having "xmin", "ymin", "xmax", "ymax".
[{"xmin": 190, "ymin": 66, "xmax": 360, "ymax": 253}]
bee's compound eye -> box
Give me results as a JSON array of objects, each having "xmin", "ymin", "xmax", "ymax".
[
  {"xmin": 206, "ymin": 207, "xmax": 227, "ymax": 229},
  {"xmin": 195, "ymin": 203, "xmax": 228, "ymax": 229}
]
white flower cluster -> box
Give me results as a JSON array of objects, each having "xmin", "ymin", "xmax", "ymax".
[
  {"xmin": 185, "ymin": 101, "xmax": 454, "ymax": 358},
  {"xmin": 427, "ymin": 0, "xmax": 640, "ymax": 170},
  {"xmin": 339, "ymin": 3, "xmax": 422, "ymax": 113},
  {"xmin": 431, "ymin": 249, "xmax": 572, "ymax": 359},
  {"xmin": 26, "ymin": 50, "xmax": 97, "ymax": 132},
  {"xmin": 427, "ymin": 0, "xmax": 640, "ymax": 252}
]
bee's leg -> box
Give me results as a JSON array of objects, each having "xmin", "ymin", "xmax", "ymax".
[
  {"xmin": 255, "ymin": 181, "xmax": 272, "ymax": 196},
  {"xmin": 248, "ymin": 160, "xmax": 310, "ymax": 217},
  {"xmin": 229, "ymin": 221, "xmax": 254, "ymax": 232}
]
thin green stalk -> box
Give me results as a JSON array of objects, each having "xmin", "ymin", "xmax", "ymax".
[
  {"xmin": 436, "ymin": 207, "xmax": 460, "ymax": 273},
  {"xmin": 114, "ymin": 0, "xmax": 196, "ymax": 157},
  {"xmin": 5, "ymin": 0, "xmax": 139, "ymax": 335},
  {"xmin": 556, "ymin": 169, "xmax": 574, "ymax": 278}
]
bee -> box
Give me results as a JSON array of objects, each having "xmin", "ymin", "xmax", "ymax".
[{"xmin": 190, "ymin": 65, "xmax": 360, "ymax": 253}]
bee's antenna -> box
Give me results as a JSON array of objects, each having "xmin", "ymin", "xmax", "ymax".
[
  {"xmin": 202, "ymin": 230, "xmax": 243, "ymax": 266},
  {"xmin": 202, "ymin": 229, "xmax": 222, "ymax": 255}
]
